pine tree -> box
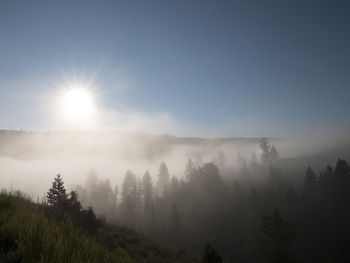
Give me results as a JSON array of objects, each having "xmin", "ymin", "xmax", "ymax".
[
  {"xmin": 259, "ymin": 138, "xmax": 279, "ymax": 165},
  {"xmin": 122, "ymin": 170, "xmax": 138, "ymax": 205},
  {"xmin": 170, "ymin": 203, "xmax": 181, "ymax": 233},
  {"xmin": 113, "ymin": 184, "xmax": 119, "ymax": 207},
  {"xmin": 259, "ymin": 138, "xmax": 271, "ymax": 165},
  {"xmin": 334, "ymin": 159, "xmax": 350, "ymax": 178},
  {"xmin": 185, "ymin": 158, "xmax": 196, "ymax": 181},
  {"xmin": 258, "ymin": 208, "xmax": 295, "ymax": 263},
  {"xmin": 303, "ymin": 167, "xmax": 317, "ymax": 199},
  {"xmin": 170, "ymin": 176, "xmax": 180, "ymax": 195},
  {"xmin": 319, "ymin": 165, "xmax": 333, "ymax": 196},
  {"xmin": 168, "ymin": 203, "xmax": 182, "ymax": 245},
  {"xmin": 121, "ymin": 170, "xmax": 139, "ymax": 227},
  {"xmin": 156, "ymin": 162, "xmax": 170, "ymax": 196},
  {"xmin": 47, "ymin": 174, "xmax": 68, "ymax": 207},
  {"xmin": 333, "ymin": 159, "xmax": 350, "ymax": 200},
  {"xmin": 202, "ymin": 243, "xmax": 223, "ymax": 263},
  {"xmin": 142, "ymin": 171, "xmax": 153, "ymax": 204},
  {"xmin": 67, "ymin": 190, "xmax": 82, "ymax": 221}
]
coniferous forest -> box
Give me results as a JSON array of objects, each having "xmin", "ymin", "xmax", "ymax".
[
  {"xmin": 1, "ymin": 136, "xmax": 350, "ymax": 263},
  {"xmin": 2, "ymin": 138, "xmax": 345, "ymax": 263}
]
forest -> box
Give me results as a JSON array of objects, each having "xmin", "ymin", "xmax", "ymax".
[
  {"xmin": 67, "ymin": 138, "xmax": 349, "ymax": 263},
  {"xmin": 1, "ymin": 137, "xmax": 350, "ymax": 262}
]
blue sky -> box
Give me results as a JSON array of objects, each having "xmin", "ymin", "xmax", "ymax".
[{"xmin": 0, "ymin": 0, "xmax": 349, "ymax": 137}]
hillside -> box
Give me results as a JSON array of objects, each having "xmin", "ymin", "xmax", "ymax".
[
  {"xmin": 0, "ymin": 130, "xmax": 261, "ymax": 160},
  {"xmin": 0, "ymin": 192, "xmax": 200, "ymax": 263}
]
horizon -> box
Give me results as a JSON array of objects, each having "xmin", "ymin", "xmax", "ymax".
[{"xmin": 0, "ymin": 128, "xmax": 278, "ymax": 140}]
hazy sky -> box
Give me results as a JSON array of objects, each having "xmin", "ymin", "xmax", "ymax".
[{"xmin": 0, "ymin": 0, "xmax": 349, "ymax": 137}]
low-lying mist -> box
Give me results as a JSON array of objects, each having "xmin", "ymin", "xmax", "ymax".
[
  {"xmin": 0, "ymin": 130, "xmax": 256, "ymax": 196},
  {"xmin": 1, "ymin": 129, "xmax": 349, "ymax": 199}
]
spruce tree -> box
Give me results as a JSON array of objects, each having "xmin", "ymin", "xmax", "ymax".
[
  {"xmin": 303, "ymin": 166, "xmax": 317, "ymax": 199},
  {"xmin": 259, "ymin": 138, "xmax": 279, "ymax": 164},
  {"xmin": 47, "ymin": 174, "xmax": 68, "ymax": 207},
  {"xmin": 121, "ymin": 170, "xmax": 139, "ymax": 227},
  {"xmin": 202, "ymin": 243, "xmax": 223, "ymax": 263},
  {"xmin": 142, "ymin": 171, "xmax": 153, "ymax": 205},
  {"xmin": 185, "ymin": 158, "xmax": 196, "ymax": 181},
  {"xmin": 258, "ymin": 208, "xmax": 295, "ymax": 263},
  {"xmin": 334, "ymin": 159, "xmax": 350, "ymax": 177},
  {"xmin": 168, "ymin": 203, "xmax": 182, "ymax": 245},
  {"xmin": 259, "ymin": 138, "xmax": 271, "ymax": 165},
  {"xmin": 170, "ymin": 203, "xmax": 181, "ymax": 233},
  {"xmin": 157, "ymin": 162, "xmax": 170, "ymax": 196}
]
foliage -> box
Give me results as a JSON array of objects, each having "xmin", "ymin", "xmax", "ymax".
[
  {"xmin": 0, "ymin": 187, "xmax": 199, "ymax": 263},
  {"xmin": 259, "ymin": 138, "xmax": 279, "ymax": 165},
  {"xmin": 12, "ymin": 139, "xmax": 350, "ymax": 263},
  {"xmin": 202, "ymin": 243, "xmax": 222, "ymax": 263},
  {"xmin": 76, "ymin": 150, "xmax": 350, "ymax": 262},
  {"xmin": 258, "ymin": 208, "xmax": 295, "ymax": 263},
  {"xmin": 46, "ymin": 174, "xmax": 68, "ymax": 207}
]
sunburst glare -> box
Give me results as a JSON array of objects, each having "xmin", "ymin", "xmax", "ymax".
[{"xmin": 62, "ymin": 88, "xmax": 94, "ymax": 120}]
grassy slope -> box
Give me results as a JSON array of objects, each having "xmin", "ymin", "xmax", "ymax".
[{"xmin": 0, "ymin": 193, "xmax": 200, "ymax": 263}]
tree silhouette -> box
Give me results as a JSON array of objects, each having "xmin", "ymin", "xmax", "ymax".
[
  {"xmin": 260, "ymin": 138, "xmax": 271, "ymax": 165},
  {"xmin": 334, "ymin": 159, "xmax": 350, "ymax": 178},
  {"xmin": 169, "ymin": 203, "xmax": 182, "ymax": 244},
  {"xmin": 319, "ymin": 164, "xmax": 333, "ymax": 196},
  {"xmin": 156, "ymin": 162, "xmax": 170, "ymax": 196},
  {"xmin": 142, "ymin": 171, "xmax": 153, "ymax": 205},
  {"xmin": 202, "ymin": 243, "xmax": 223, "ymax": 263},
  {"xmin": 259, "ymin": 138, "xmax": 279, "ymax": 165},
  {"xmin": 80, "ymin": 206, "xmax": 101, "ymax": 234},
  {"xmin": 121, "ymin": 170, "xmax": 139, "ymax": 227},
  {"xmin": 47, "ymin": 174, "xmax": 68, "ymax": 207},
  {"xmin": 67, "ymin": 190, "xmax": 82, "ymax": 222},
  {"xmin": 258, "ymin": 208, "xmax": 295, "ymax": 263},
  {"xmin": 185, "ymin": 158, "xmax": 196, "ymax": 181},
  {"xmin": 303, "ymin": 167, "xmax": 317, "ymax": 199}
]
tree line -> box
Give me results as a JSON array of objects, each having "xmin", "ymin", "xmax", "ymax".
[{"xmin": 58, "ymin": 138, "xmax": 350, "ymax": 263}]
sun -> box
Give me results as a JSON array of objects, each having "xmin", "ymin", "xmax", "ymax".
[{"xmin": 61, "ymin": 88, "xmax": 94, "ymax": 121}]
